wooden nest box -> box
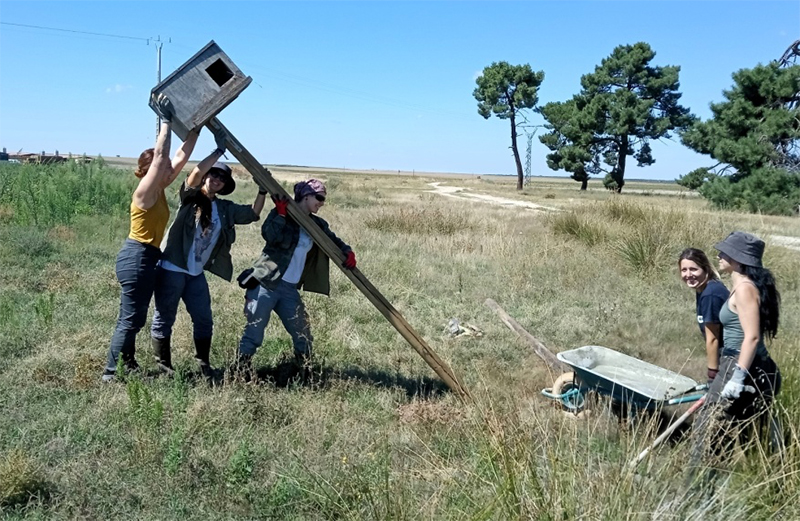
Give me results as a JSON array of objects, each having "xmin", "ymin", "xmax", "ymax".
[{"xmin": 149, "ymin": 40, "xmax": 251, "ymax": 140}]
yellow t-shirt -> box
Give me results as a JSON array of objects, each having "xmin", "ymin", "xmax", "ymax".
[{"xmin": 128, "ymin": 191, "xmax": 169, "ymax": 247}]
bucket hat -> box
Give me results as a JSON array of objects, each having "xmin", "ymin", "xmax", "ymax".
[
  {"xmin": 714, "ymin": 231, "xmax": 764, "ymax": 268},
  {"xmin": 207, "ymin": 162, "xmax": 235, "ymax": 196}
]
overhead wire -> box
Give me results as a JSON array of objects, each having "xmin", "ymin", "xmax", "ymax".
[{"xmin": 0, "ymin": 21, "xmax": 150, "ymax": 42}]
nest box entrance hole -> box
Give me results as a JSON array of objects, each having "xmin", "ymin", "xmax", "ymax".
[{"xmin": 206, "ymin": 59, "xmax": 234, "ymax": 87}]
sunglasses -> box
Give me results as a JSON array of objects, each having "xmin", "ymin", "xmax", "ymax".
[
  {"xmin": 207, "ymin": 170, "xmax": 227, "ymax": 180},
  {"xmin": 314, "ymin": 194, "xmax": 326, "ymax": 202}
]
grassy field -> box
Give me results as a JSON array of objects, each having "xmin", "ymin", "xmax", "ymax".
[{"xmin": 1, "ymin": 160, "xmax": 799, "ymax": 520}]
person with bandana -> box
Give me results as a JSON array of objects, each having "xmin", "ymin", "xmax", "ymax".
[{"xmin": 233, "ymin": 178, "xmax": 355, "ymax": 377}]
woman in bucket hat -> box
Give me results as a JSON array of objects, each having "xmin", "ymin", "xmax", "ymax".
[
  {"xmin": 149, "ymin": 131, "xmax": 268, "ymax": 380},
  {"xmin": 232, "ymin": 178, "xmax": 355, "ymax": 378},
  {"xmin": 103, "ymin": 95, "xmax": 201, "ymax": 382},
  {"xmin": 688, "ymin": 231, "xmax": 782, "ymax": 474}
]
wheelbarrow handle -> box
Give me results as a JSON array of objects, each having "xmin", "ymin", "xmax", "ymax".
[{"xmin": 628, "ymin": 396, "xmax": 706, "ymax": 469}]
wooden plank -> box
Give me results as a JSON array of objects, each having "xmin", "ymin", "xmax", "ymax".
[
  {"xmin": 484, "ymin": 298, "xmax": 570, "ymax": 376},
  {"xmin": 207, "ymin": 118, "xmax": 471, "ymax": 401}
]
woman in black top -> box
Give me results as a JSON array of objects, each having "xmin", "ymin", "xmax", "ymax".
[{"xmin": 678, "ymin": 248, "xmax": 729, "ymax": 384}]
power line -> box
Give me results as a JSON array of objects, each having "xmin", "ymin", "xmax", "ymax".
[{"xmin": 1, "ymin": 21, "xmax": 149, "ymax": 42}]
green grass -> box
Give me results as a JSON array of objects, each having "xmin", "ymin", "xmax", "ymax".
[{"xmin": 1, "ymin": 164, "xmax": 799, "ymax": 518}]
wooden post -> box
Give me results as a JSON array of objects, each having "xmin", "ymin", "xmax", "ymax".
[
  {"xmin": 208, "ymin": 118, "xmax": 471, "ymax": 401},
  {"xmin": 484, "ymin": 298, "xmax": 570, "ymax": 376}
]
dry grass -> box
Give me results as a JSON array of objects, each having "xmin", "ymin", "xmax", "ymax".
[{"xmin": 0, "ymin": 165, "xmax": 799, "ymax": 519}]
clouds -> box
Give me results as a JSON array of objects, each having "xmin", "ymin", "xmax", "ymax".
[{"xmin": 106, "ymin": 84, "xmax": 132, "ymax": 94}]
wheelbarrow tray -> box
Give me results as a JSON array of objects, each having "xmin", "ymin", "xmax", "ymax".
[{"xmin": 556, "ymin": 345, "xmax": 698, "ymax": 408}]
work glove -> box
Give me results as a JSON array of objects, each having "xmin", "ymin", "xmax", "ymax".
[
  {"xmin": 720, "ymin": 365, "xmax": 756, "ymax": 400},
  {"xmin": 707, "ymin": 367, "xmax": 719, "ymax": 385},
  {"xmin": 343, "ymin": 251, "xmax": 356, "ymax": 269},
  {"xmin": 255, "ymin": 178, "xmax": 269, "ymax": 196},
  {"xmin": 212, "ymin": 128, "xmax": 227, "ymax": 155},
  {"xmin": 153, "ymin": 93, "xmax": 174, "ymax": 122},
  {"xmin": 272, "ymin": 195, "xmax": 289, "ymax": 217}
]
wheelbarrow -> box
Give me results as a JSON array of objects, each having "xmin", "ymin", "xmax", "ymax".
[{"xmin": 541, "ymin": 345, "xmax": 706, "ymax": 416}]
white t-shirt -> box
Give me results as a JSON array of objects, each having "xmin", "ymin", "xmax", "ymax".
[
  {"xmin": 161, "ymin": 201, "xmax": 221, "ymax": 276},
  {"xmin": 282, "ymin": 227, "xmax": 313, "ymax": 284}
]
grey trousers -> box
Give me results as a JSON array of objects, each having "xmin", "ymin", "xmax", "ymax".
[{"xmin": 238, "ymin": 280, "xmax": 312, "ymax": 358}]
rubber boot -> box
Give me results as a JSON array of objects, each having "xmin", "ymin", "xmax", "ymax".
[
  {"xmin": 151, "ymin": 336, "xmax": 174, "ymax": 375},
  {"xmin": 193, "ymin": 337, "xmax": 215, "ymax": 380}
]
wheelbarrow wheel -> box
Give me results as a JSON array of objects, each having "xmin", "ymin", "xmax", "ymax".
[{"xmin": 552, "ymin": 372, "xmax": 586, "ymax": 415}]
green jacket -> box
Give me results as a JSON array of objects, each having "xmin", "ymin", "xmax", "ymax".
[
  {"xmin": 161, "ymin": 183, "xmax": 259, "ymax": 281},
  {"xmin": 250, "ymin": 209, "xmax": 351, "ymax": 296}
]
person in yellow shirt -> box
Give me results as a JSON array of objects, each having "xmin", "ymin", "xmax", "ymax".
[{"xmin": 102, "ymin": 94, "xmax": 221, "ymax": 382}]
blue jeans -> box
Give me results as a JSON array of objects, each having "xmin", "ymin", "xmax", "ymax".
[
  {"xmin": 238, "ymin": 280, "xmax": 312, "ymax": 357},
  {"xmin": 150, "ymin": 266, "xmax": 213, "ymax": 340},
  {"xmin": 105, "ymin": 239, "xmax": 161, "ymax": 373}
]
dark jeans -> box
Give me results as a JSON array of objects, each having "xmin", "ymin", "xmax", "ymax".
[
  {"xmin": 238, "ymin": 281, "xmax": 312, "ymax": 357},
  {"xmin": 105, "ymin": 239, "xmax": 161, "ymax": 373},
  {"xmin": 150, "ymin": 267, "xmax": 213, "ymax": 340},
  {"xmin": 689, "ymin": 354, "xmax": 781, "ymax": 472}
]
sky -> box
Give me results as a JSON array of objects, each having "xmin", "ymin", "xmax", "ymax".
[{"xmin": 1, "ymin": 1, "xmax": 798, "ymax": 181}]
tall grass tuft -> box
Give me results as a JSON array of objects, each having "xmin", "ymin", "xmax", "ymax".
[
  {"xmin": 364, "ymin": 206, "xmax": 474, "ymax": 235},
  {"xmin": 549, "ymin": 211, "xmax": 607, "ymax": 246}
]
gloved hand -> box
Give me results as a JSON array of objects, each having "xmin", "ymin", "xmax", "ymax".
[
  {"xmin": 212, "ymin": 128, "xmax": 227, "ymax": 155},
  {"xmin": 707, "ymin": 367, "xmax": 719, "ymax": 385},
  {"xmin": 255, "ymin": 178, "xmax": 269, "ymax": 196},
  {"xmin": 272, "ymin": 195, "xmax": 289, "ymax": 217},
  {"xmin": 153, "ymin": 93, "xmax": 174, "ymax": 122},
  {"xmin": 720, "ymin": 365, "xmax": 756, "ymax": 400},
  {"xmin": 343, "ymin": 251, "xmax": 356, "ymax": 269}
]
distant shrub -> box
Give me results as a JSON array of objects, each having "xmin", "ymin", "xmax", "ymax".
[
  {"xmin": 699, "ymin": 167, "xmax": 800, "ymax": 215},
  {"xmin": 364, "ymin": 207, "xmax": 473, "ymax": 235}
]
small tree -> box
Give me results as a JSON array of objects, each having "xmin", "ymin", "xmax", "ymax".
[
  {"xmin": 539, "ymin": 42, "xmax": 694, "ymax": 192},
  {"xmin": 474, "ymin": 62, "xmax": 545, "ymax": 190},
  {"xmin": 681, "ymin": 63, "xmax": 800, "ymax": 214}
]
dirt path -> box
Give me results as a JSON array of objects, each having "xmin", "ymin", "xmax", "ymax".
[
  {"xmin": 770, "ymin": 235, "xmax": 800, "ymax": 252},
  {"xmin": 426, "ymin": 182, "xmax": 800, "ymax": 253},
  {"xmin": 426, "ymin": 182, "xmax": 558, "ymax": 212}
]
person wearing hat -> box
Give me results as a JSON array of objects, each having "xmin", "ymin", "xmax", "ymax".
[
  {"xmin": 688, "ymin": 231, "xmax": 782, "ymax": 474},
  {"xmin": 103, "ymin": 94, "xmax": 201, "ymax": 382},
  {"xmin": 232, "ymin": 178, "xmax": 355, "ymax": 376},
  {"xmin": 149, "ymin": 132, "xmax": 268, "ymax": 379}
]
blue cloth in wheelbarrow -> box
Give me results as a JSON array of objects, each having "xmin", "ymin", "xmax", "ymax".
[{"xmin": 557, "ymin": 345, "xmax": 699, "ymax": 409}]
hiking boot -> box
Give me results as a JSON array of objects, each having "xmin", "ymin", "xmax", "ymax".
[
  {"xmin": 101, "ymin": 358, "xmax": 140, "ymax": 383},
  {"xmin": 229, "ymin": 352, "xmax": 253, "ymax": 382},
  {"xmin": 152, "ymin": 336, "xmax": 174, "ymax": 375}
]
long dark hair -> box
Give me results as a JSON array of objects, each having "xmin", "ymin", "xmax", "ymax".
[
  {"xmin": 184, "ymin": 190, "xmax": 213, "ymax": 232},
  {"xmin": 743, "ymin": 265, "xmax": 781, "ymax": 339},
  {"xmin": 678, "ymin": 248, "xmax": 719, "ymax": 282}
]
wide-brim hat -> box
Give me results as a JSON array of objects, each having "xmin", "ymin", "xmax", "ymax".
[
  {"xmin": 208, "ymin": 162, "xmax": 235, "ymax": 196},
  {"xmin": 714, "ymin": 231, "xmax": 764, "ymax": 268}
]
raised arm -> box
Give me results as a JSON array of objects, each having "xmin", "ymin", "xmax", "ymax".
[
  {"xmin": 161, "ymin": 129, "xmax": 200, "ymax": 189},
  {"xmin": 133, "ymin": 119, "xmax": 172, "ymax": 210},
  {"xmin": 186, "ymin": 127, "xmax": 227, "ymax": 188}
]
